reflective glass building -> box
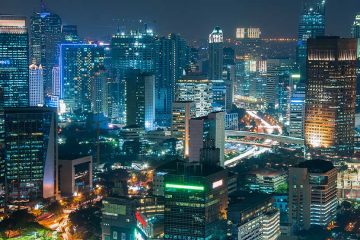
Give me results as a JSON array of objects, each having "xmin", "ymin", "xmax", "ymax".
[{"xmin": 0, "ymin": 15, "xmax": 29, "ymax": 107}]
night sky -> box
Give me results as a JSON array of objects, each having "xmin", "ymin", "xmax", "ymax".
[{"xmin": 2, "ymin": 0, "xmax": 360, "ymax": 41}]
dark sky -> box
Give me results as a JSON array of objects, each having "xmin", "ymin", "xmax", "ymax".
[{"xmin": 2, "ymin": 0, "xmax": 360, "ymax": 41}]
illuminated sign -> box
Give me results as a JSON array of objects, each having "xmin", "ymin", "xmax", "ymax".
[
  {"xmin": 135, "ymin": 211, "xmax": 147, "ymax": 228},
  {"xmin": 212, "ymin": 179, "xmax": 223, "ymax": 189},
  {"xmin": 165, "ymin": 183, "xmax": 204, "ymax": 191}
]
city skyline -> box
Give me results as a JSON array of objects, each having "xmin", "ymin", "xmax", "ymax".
[{"xmin": 2, "ymin": 0, "xmax": 360, "ymax": 41}]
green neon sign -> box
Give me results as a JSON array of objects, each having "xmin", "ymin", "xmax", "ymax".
[{"xmin": 165, "ymin": 183, "xmax": 204, "ymax": 191}]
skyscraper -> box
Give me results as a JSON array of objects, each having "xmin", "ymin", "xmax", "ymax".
[
  {"xmin": 111, "ymin": 28, "xmax": 156, "ymax": 124},
  {"xmin": 289, "ymin": 159, "xmax": 337, "ymax": 231},
  {"xmin": 296, "ymin": 0, "xmax": 326, "ymax": 84},
  {"xmin": 125, "ymin": 70, "xmax": 155, "ymax": 131},
  {"xmin": 163, "ymin": 161, "xmax": 228, "ymax": 240},
  {"xmin": 208, "ymin": 27, "xmax": 224, "ymax": 80},
  {"xmin": 0, "ymin": 15, "xmax": 29, "ymax": 107},
  {"xmin": 304, "ymin": 37, "xmax": 357, "ymax": 157},
  {"xmin": 351, "ymin": 13, "xmax": 360, "ymax": 38},
  {"xmin": 29, "ymin": 64, "xmax": 44, "ymax": 107},
  {"xmin": 176, "ymin": 73, "xmax": 213, "ymax": 117},
  {"xmin": 171, "ymin": 101, "xmax": 196, "ymax": 157},
  {"xmin": 289, "ymin": 86, "xmax": 306, "ymax": 138},
  {"xmin": 30, "ymin": 5, "xmax": 62, "ymax": 95},
  {"xmin": 59, "ymin": 43, "xmax": 105, "ymax": 113},
  {"xmin": 189, "ymin": 111, "xmax": 225, "ymax": 167},
  {"xmin": 155, "ymin": 34, "xmax": 189, "ymax": 127},
  {"xmin": 4, "ymin": 107, "xmax": 57, "ymax": 206},
  {"xmin": 91, "ymin": 67, "xmax": 109, "ymax": 117}
]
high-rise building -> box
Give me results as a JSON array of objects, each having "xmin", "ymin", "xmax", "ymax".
[
  {"xmin": 289, "ymin": 159, "xmax": 337, "ymax": 231},
  {"xmin": 0, "ymin": 15, "xmax": 29, "ymax": 107},
  {"xmin": 62, "ymin": 25, "xmax": 80, "ymax": 43},
  {"xmin": 163, "ymin": 161, "xmax": 228, "ymax": 240},
  {"xmin": 208, "ymin": 27, "xmax": 224, "ymax": 80},
  {"xmin": 59, "ymin": 43, "xmax": 105, "ymax": 113},
  {"xmin": 91, "ymin": 67, "xmax": 109, "ymax": 117},
  {"xmin": 52, "ymin": 66, "xmax": 60, "ymax": 96},
  {"xmin": 289, "ymin": 86, "xmax": 306, "ymax": 138},
  {"xmin": 155, "ymin": 34, "xmax": 188, "ymax": 127},
  {"xmin": 296, "ymin": 0, "xmax": 326, "ymax": 84},
  {"xmin": 111, "ymin": 28, "xmax": 156, "ymax": 124},
  {"xmin": 236, "ymin": 28, "xmax": 261, "ymax": 39},
  {"xmin": 189, "ymin": 111, "xmax": 225, "ymax": 167},
  {"xmin": 125, "ymin": 70, "xmax": 155, "ymax": 131},
  {"xmin": 29, "ymin": 64, "xmax": 44, "ymax": 107},
  {"xmin": 4, "ymin": 107, "xmax": 57, "ymax": 206},
  {"xmin": 176, "ymin": 73, "xmax": 213, "ymax": 117},
  {"xmin": 171, "ymin": 101, "xmax": 196, "ymax": 157},
  {"xmin": 351, "ymin": 13, "xmax": 360, "ymax": 38},
  {"xmin": 304, "ymin": 37, "xmax": 357, "ymax": 157},
  {"xmin": 30, "ymin": 5, "xmax": 62, "ymax": 95}
]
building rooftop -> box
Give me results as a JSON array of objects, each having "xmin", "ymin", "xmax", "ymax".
[
  {"xmin": 297, "ymin": 159, "xmax": 334, "ymax": 173},
  {"xmin": 156, "ymin": 160, "xmax": 225, "ymax": 177},
  {"xmin": 228, "ymin": 191, "xmax": 272, "ymax": 212}
]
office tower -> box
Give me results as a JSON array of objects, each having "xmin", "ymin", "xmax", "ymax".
[
  {"xmin": 266, "ymin": 58, "xmax": 294, "ymax": 117},
  {"xmin": 351, "ymin": 13, "xmax": 360, "ymax": 38},
  {"xmin": 91, "ymin": 67, "xmax": 109, "ymax": 117},
  {"xmin": 289, "ymin": 86, "xmax": 306, "ymax": 138},
  {"xmin": 155, "ymin": 34, "xmax": 189, "ymax": 127},
  {"xmin": 29, "ymin": 64, "xmax": 44, "ymax": 107},
  {"xmin": 304, "ymin": 37, "xmax": 357, "ymax": 157},
  {"xmin": 225, "ymin": 113, "xmax": 238, "ymax": 130},
  {"xmin": 208, "ymin": 27, "xmax": 224, "ymax": 80},
  {"xmin": 296, "ymin": 0, "xmax": 326, "ymax": 84},
  {"xmin": 236, "ymin": 27, "xmax": 261, "ymax": 39},
  {"xmin": 0, "ymin": 15, "xmax": 29, "ymax": 107},
  {"xmin": 30, "ymin": 5, "xmax": 62, "ymax": 95},
  {"xmin": 352, "ymin": 14, "xmax": 360, "ymax": 112},
  {"xmin": 4, "ymin": 107, "xmax": 57, "ymax": 206},
  {"xmin": 52, "ymin": 66, "xmax": 60, "ymax": 96},
  {"xmin": 59, "ymin": 43, "xmax": 105, "ymax": 113},
  {"xmin": 212, "ymin": 79, "xmax": 227, "ymax": 111},
  {"xmin": 125, "ymin": 70, "xmax": 155, "ymax": 131},
  {"xmin": 223, "ymin": 65, "xmax": 235, "ymax": 112},
  {"xmin": 171, "ymin": 101, "xmax": 196, "ymax": 157},
  {"xmin": 189, "ymin": 111, "xmax": 225, "ymax": 167},
  {"xmin": 62, "ymin": 25, "xmax": 80, "ymax": 43},
  {"xmin": 235, "ymin": 59, "xmax": 267, "ymax": 99},
  {"xmin": 111, "ymin": 28, "xmax": 156, "ymax": 124},
  {"xmin": 163, "ymin": 162, "xmax": 228, "ymax": 240},
  {"xmin": 223, "ymin": 47, "xmax": 235, "ymax": 65},
  {"xmin": 289, "ymin": 159, "xmax": 337, "ymax": 231},
  {"xmin": 228, "ymin": 193, "xmax": 280, "ymax": 240},
  {"xmin": 234, "ymin": 27, "xmax": 263, "ymax": 59},
  {"xmin": 176, "ymin": 73, "xmax": 213, "ymax": 117}
]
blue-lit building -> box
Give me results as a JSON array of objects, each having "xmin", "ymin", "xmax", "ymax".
[
  {"xmin": 59, "ymin": 43, "xmax": 105, "ymax": 113},
  {"xmin": 4, "ymin": 107, "xmax": 57, "ymax": 206},
  {"xmin": 0, "ymin": 15, "xmax": 29, "ymax": 107},
  {"xmin": 30, "ymin": 5, "xmax": 62, "ymax": 95},
  {"xmin": 155, "ymin": 34, "xmax": 189, "ymax": 127},
  {"xmin": 296, "ymin": 0, "xmax": 326, "ymax": 84},
  {"xmin": 289, "ymin": 86, "xmax": 305, "ymax": 138},
  {"xmin": 111, "ymin": 28, "xmax": 156, "ymax": 124}
]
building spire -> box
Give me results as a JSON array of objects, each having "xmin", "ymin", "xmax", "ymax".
[{"xmin": 40, "ymin": 0, "xmax": 47, "ymax": 12}]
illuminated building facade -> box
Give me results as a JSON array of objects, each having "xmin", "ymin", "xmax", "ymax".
[
  {"xmin": 125, "ymin": 70, "xmax": 155, "ymax": 131},
  {"xmin": 337, "ymin": 162, "xmax": 360, "ymax": 200},
  {"xmin": 176, "ymin": 73, "xmax": 213, "ymax": 117},
  {"xmin": 228, "ymin": 192, "xmax": 280, "ymax": 240},
  {"xmin": 189, "ymin": 111, "xmax": 225, "ymax": 167},
  {"xmin": 4, "ymin": 107, "xmax": 57, "ymax": 206},
  {"xmin": 289, "ymin": 86, "xmax": 306, "ymax": 138},
  {"xmin": 351, "ymin": 13, "xmax": 360, "ymax": 38},
  {"xmin": 59, "ymin": 43, "xmax": 105, "ymax": 113},
  {"xmin": 171, "ymin": 101, "xmax": 196, "ymax": 157},
  {"xmin": 163, "ymin": 162, "xmax": 228, "ymax": 240},
  {"xmin": 304, "ymin": 37, "xmax": 357, "ymax": 156},
  {"xmin": 91, "ymin": 68, "xmax": 109, "ymax": 117},
  {"xmin": 0, "ymin": 15, "xmax": 29, "ymax": 107},
  {"xmin": 29, "ymin": 64, "xmax": 44, "ymax": 106},
  {"xmin": 296, "ymin": 0, "xmax": 326, "ymax": 84},
  {"xmin": 155, "ymin": 34, "xmax": 189, "ymax": 127},
  {"xmin": 208, "ymin": 27, "xmax": 224, "ymax": 80},
  {"xmin": 30, "ymin": 6, "xmax": 62, "ymax": 94},
  {"xmin": 236, "ymin": 28, "xmax": 261, "ymax": 39},
  {"xmin": 111, "ymin": 29, "xmax": 156, "ymax": 124},
  {"xmin": 289, "ymin": 160, "xmax": 337, "ymax": 231}
]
